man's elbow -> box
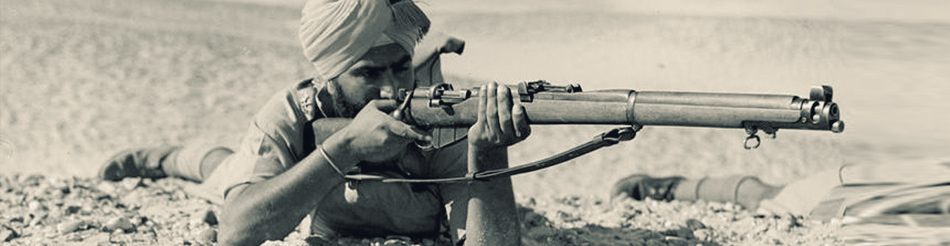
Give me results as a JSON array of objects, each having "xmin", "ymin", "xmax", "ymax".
[
  {"xmin": 217, "ymin": 228, "xmax": 259, "ymax": 246},
  {"xmin": 218, "ymin": 203, "xmax": 263, "ymax": 246},
  {"xmin": 218, "ymin": 188, "xmax": 267, "ymax": 246},
  {"xmin": 218, "ymin": 217, "xmax": 288, "ymax": 246}
]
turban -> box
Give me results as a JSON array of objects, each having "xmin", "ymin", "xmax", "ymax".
[{"xmin": 299, "ymin": 0, "xmax": 430, "ymax": 82}]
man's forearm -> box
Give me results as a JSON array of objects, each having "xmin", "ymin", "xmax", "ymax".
[
  {"xmin": 464, "ymin": 147, "xmax": 520, "ymax": 246},
  {"xmin": 218, "ymin": 147, "xmax": 355, "ymax": 246}
]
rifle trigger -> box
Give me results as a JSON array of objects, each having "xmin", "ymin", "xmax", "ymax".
[{"xmin": 392, "ymin": 88, "xmax": 413, "ymax": 122}]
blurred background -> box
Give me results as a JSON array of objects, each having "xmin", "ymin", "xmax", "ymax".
[{"xmin": 1, "ymin": 0, "xmax": 948, "ymax": 200}]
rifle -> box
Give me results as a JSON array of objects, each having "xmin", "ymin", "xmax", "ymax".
[
  {"xmin": 393, "ymin": 80, "xmax": 843, "ymax": 149},
  {"xmin": 317, "ymin": 81, "xmax": 844, "ymax": 183}
]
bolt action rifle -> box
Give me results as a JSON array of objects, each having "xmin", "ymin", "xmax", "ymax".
[
  {"xmin": 320, "ymin": 80, "xmax": 844, "ymax": 183},
  {"xmin": 394, "ymin": 80, "xmax": 843, "ymax": 149}
]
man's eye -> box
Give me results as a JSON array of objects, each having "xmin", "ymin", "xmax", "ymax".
[
  {"xmin": 393, "ymin": 65, "xmax": 411, "ymax": 73},
  {"xmin": 360, "ymin": 70, "xmax": 382, "ymax": 78}
]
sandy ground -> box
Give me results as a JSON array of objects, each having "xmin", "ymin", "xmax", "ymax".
[{"xmin": 1, "ymin": 0, "xmax": 949, "ymax": 245}]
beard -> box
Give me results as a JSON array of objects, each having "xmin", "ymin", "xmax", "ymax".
[{"xmin": 327, "ymin": 80, "xmax": 365, "ymax": 118}]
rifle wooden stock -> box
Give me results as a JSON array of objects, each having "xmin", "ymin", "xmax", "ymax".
[{"xmin": 400, "ymin": 81, "xmax": 844, "ymax": 134}]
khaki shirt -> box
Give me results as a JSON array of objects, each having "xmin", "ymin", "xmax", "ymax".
[{"xmin": 204, "ymin": 79, "xmax": 469, "ymax": 237}]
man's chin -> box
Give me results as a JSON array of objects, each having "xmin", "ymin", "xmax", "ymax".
[{"xmin": 336, "ymin": 101, "xmax": 365, "ymax": 118}]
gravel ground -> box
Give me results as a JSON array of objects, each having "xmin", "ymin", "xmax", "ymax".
[{"xmin": 0, "ymin": 174, "xmax": 841, "ymax": 245}]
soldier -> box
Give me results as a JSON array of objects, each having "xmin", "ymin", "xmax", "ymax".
[
  {"xmin": 98, "ymin": 0, "xmax": 527, "ymax": 245},
  {"xmin": 612, "ymin": 160, "xmax": 950, "ymax": 223}
]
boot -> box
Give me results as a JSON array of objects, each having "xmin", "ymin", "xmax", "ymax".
[
  {"xmin": 610, "ymin": 174, "xmax": 685, "ymax": 201},
  {"xmin": 98, "ymin": 146, "xmax": 181, "ymax": 181}
]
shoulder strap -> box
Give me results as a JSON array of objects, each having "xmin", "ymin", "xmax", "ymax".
[{"xmin": 296, "ymin": 78, "xmax": 327, "ymax": 122}]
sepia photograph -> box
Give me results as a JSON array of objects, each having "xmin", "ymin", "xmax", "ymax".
[{"xmin": 1, "ymin": 0, "xmax": 948, "ymax": 245}]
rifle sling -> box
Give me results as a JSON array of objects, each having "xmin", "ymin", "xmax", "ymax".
[{"xmin": 342, "ymin": 127, "xmax": 637, "ymax": 183}]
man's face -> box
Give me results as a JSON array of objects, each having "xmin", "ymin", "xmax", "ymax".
[{"xmin": 331, "ymin": 43, "xmax": 413, "ymax": 117}]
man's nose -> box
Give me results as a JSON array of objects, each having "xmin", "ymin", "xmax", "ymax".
[{"xmin": 378, "ymin": 69, "xmax": 397, "ymax": 99}]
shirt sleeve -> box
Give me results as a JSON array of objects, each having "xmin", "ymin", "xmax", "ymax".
[{"xmin": 220, "ymin": 85, "xmax": 314, "ymax": 198}]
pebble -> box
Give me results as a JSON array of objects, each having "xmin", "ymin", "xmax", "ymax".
[
  {"xmin": 187, "ymin": 218, "xmax": 207, "ymax": 229},
  {"xmin": 686, "ymin": 218, "xmax": 707, "ymax": 230},
  {"xmin": 64, "ymin": 233, "xmax": 83, "ymax": 241},
  {"xmin": 383, "ymin": 238, "xmax": 408, "ymax": 246},
  {"xmin": 197, "ymin": 209, "xmax": 217, "ymax": 225},
  {"xmin": 27, "ymin": 201, "xmax": 44, "ymax": 212},
  {"xmin": 80, "ymin": 204, "xmax": 95, "ymax": 216},
  {"xmin": 103, "ymin": 217, "xmax": 135, "ymax": 232},
  {"xmin": 95, "ymin": 182, "xmax": 116, "ymax": 194},
  {"xmin": 6, "ymin": 215, "xmax": 24, "ymax": 223},
  {"xmin": 29, "ymin": 212, "xmax": 48, "ymax": 227},
  {"xmin": 63, "ymin": 205, "xmax": 82, "ymax": 215},
  {"xmin": 195, "ymin": 227, "xmax": 216, "ymax": 243},
  {"xmin": 1, "ymin": 224, "xmax": 19, "ymax": 242},
  {"xmin": 121, "ymin": 178, "xmax": 142, "ymax": 190},
  {"xmin": 693, "ymin": 229, "xmax": 714, "ymax": 241},
  {"xmin": 57, "ymin": 220, "xmax": 86, "ymax": 234},
  {"xmin": 131, "ymin": 216, "xmax": 149, "ymax": 226}
]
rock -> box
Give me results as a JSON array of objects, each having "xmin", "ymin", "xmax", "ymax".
[
  {"xmin": 64, "ymin": 233, "xmax": 83, "ymax": 242},
  {"xmin": 686, "ymin": 218, "xmax": 707, "ymax": 230},
  {"xmin": 131, "ymin": 216, "xmax": 148, "ymax": 226},
  {"xmin": 383, "ymin": 238, "xmax": 408, "ymax": 246},
  {"xmin": 103, "ymin": 217, "xmax": 135, "ymax": 232},
  {"xmin": 197, "ymin": 209, "xmax": 217, "ymax": 225},
  {"xmin": 195, "ymin": 227, "xmax": 216, "ymax": 243},
  {"xmin": 27, "ymin": 201, "xmax": 45, "ymax": 212},
  {"xmin": 58, "ymin": 220, "xmax": 87, "ymax": 234},
  {"xmin": 85, "ymin": 233, "xmax": 111, "ymax": 244},
  {"xmin": 187, "ymin": 218, "xmax": 206, "ymax": 229},
  {"xmin": 120, "ymin": 178, "xmax": 143, "ymax": 190},
  {"xmin": 95, "ymin": 182, "xmax": 117, "ymax": 194},
  {"xmin": 29, "ymin": 212, "xmax": 48, "ymax": 226},
  {"xmin": 382, "ymin": 235, "xmax": 411, "ymax": 246},
  {"xmin": 80, "ymin": 204, "xmax": 95, "ymax": 216},
  {"xmin": 6, "ymin": 215, "xmax": 24, "ymax": 224},
  {"xmin": 63, "ymin": 205, "xmax": 82, "ymax": 215},
  {"xmin": 693, "ymin": 229, "xmax": 715, "ymax": 241},
  {"xmin": 1, "ymin": 224, "xmax": 19, "ymax": 242}
]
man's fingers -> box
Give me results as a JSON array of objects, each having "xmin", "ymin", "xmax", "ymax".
[
  {"xmin": 477, "ymin": 84, "xmax": 487, "ymax": 126},
  {"xmin": 486, "ymin": 82, "xmax": 501, "ymax": 138},
  {"xmin": 497, "ymin": 84, "xmax": 515, "ymax": 137},
  {"xmin": 368, "ymin": 99, "xmax": 399, "ymax": 114},
  {"xmin": 512, "ymin": 103, "xmax": 530, "ymax": 139},
  {"xmin": 386, "ymin": 120, "xmax": 431, "ymax": 142}
]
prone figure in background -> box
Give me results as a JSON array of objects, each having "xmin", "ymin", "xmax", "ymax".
[{"xmin": 611, "ymin": 160, "xmax": 950, "ymax": 225}]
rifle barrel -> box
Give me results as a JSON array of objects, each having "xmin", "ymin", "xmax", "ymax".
[{"xmin": 404, "ymin": 84, "xmax": 843, "ymax": 133}]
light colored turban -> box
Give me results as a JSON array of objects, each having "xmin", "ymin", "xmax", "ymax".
[{"xmin": 299, "ymin": 0, "xmax": 430, "ymax": 82}]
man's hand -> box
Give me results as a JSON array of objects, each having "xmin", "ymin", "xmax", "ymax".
[
  {"xmin": 468, "ymin": 82, "xmax": 531, "ymax": 150},
  {"xmin": 463, "ymin": 82, "xmax": 528, "ymax": 246},
  {"xmin": 324, "ymin": 101, "xmax": 431, "ymax": 163}
]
